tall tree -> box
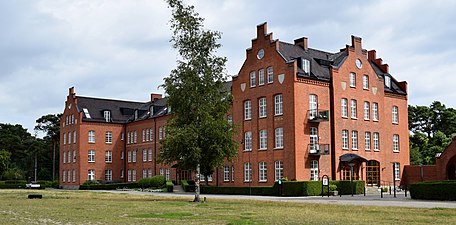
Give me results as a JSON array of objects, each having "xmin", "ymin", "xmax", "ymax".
[
  {"xmin": 0, "ymin": 150, "xmax": 11, "ymax": 177},
  {"xmin": 159, "ymin": 0, "xmax": 237, "ymax": 202},
  {"xmin": 35, "ymin": 114, "xmax": 61, "ymax": 181}
]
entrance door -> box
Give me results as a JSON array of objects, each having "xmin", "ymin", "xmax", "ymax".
[
  {"xmin": 342, "ymin": 165, "xmax": 359, "ymax": 180},
  {"xmin": 366, "ymin": 160, "xmax": 380, "ymax": 186}
]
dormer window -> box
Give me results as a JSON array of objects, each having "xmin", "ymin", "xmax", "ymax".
[
  {"xmin": 149, "ymin": 106, "xmax": 154, "ymax": 116},
  {"xmin": 83, "ymin": 108, "xmax": 91, "ymax": 119},
  {"xmin": 134, "ymin": 110, "xmax": 138, "ymax": 120},
  {"xmin": 302, "ymin": 59, "xmax": 310, "ymax": 75},
  {"xmin": 104, "ymin": 110, "xmax": 111, "ymax": 122},
  {"xmin": 385, "ymin": 75, "xmax": 391, "ymax": 88}
]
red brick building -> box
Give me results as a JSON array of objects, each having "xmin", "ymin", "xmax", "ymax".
[{"xmin": 60, "ymin": 22, "xmax": 409, "ymax": 189}]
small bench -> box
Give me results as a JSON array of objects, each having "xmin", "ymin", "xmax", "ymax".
[{"xmin": 28, "ymin": 194, "xmax": 42, "ymax": 199}]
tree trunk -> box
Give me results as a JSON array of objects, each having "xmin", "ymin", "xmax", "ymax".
[
  {"xmin": 52, "ymin": 140, "xmax": 56, "ymax": 181},
  {"xmin": 193, "ymin": 164, "xmax": 201, "ymax": 202}
]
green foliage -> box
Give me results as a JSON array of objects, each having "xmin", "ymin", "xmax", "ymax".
[
  {"xmin": 139, "ymin": 176, "xmax": 166, "ymax": 188},
  {"xmin": 201, "ymin": 186, "xmax": 277, "ymax": 196},
  {"xmin": 181, "ymin": 180, "xmax": 195, "ymax": 192},
  {"xmin": 2, "ymin": 167, "xmax": 24, "ymax": 180},
  {"xmin": 166, "ymin": 181, "xmax": 174, "ymax": 192},
  {"xmin": 159, "ymin": 0, "xmax": 238, "ymax": 180},
  {"xmin": 329, "ymin": 184, "xmax": 338, "ymax": 192},
  {"xmin": 410, "ymin": 181, "xmax": 456, "ymax": 201},
  {"xmin": 0, "ymin": 150, "xmax": 11, "ymax": 174},
  {"xmin": 79, "ymin": 181, "xmax": 139, "ymax": 190},
  {"xmin": 330, "ymin": 180, "xmax": 365, "ymax": 195}
]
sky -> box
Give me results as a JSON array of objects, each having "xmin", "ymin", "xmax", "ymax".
[{"xmin": 1, "ymin": 0, "xmax": 456, "ymax": 135}]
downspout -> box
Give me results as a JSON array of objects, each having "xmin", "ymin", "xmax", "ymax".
[
  {"xmin": 123, "ymin": 125, "xmax": 127, "ymax": 183},
  {"xmin": 154, "ymin": 117, "xmax": 157, "ymax": 176},
  {"xmin": 329, "ymin": 69, "xmax": 336, "ymax": 180}
]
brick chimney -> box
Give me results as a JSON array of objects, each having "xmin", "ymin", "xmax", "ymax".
[
  {"xmin": 150, "ymin": 93, "xmax": 162, "ymax": 102},
  {"xmin": 294, "ymin": 37, "xmax": 308, "ymax": 50},
  {"xmin": 257, "ymin": 22, "xmax": 267, "ymax": 39}
]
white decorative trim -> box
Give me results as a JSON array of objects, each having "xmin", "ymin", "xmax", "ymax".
[
  {"xmin": 372, "ymin": 87, "xmax": 377, "ymax": 95},
  {"xmin": 240, "ymin": 83, "xmax": 246, "ymax": 92},
  {"xmin": 341, "ymin": 82, "xmax": 346, "ymax": 90},
  {"xmin": 278, "ymin": 74, "xmax": 285, "ymax": 84}
]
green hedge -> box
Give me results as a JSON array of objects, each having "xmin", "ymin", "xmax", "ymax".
[
  {"xmin": 410, "ymin": 181, "xmax": 456, "ymax": 201},
  {"xmin": 201, "ymin": 185, "xmax": 277, "ymax": 196},
  {"xmin": 330, "ymin": 180, "xmax": 365, "ymax": 195},
  {"xmin": 79, "ymin": 182, "xmax": 139, "ymax": 190},
  {"xmin": 166, "ymin": 181, "xmax": 174, "ymax": 192},
  {"xmin": 138, "ymin": 176, "xmax": 166, "ymax": 188},
  {"xmin": 181, "ymin": 180, "xmax": 195, "ymax": 192},
  {"xmin": 0, "ymin": 180, "xmax": 27, "ymax": 189}
]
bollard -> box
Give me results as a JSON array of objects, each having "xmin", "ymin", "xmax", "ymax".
[
  {"xmin": 381, "ymin": 188, "xmax": 383, "ymax": 198},
  {"xmin": 339, "ymin": 188, "xmax": 342, "ymax": 197},
  {"xmin": 389, "ymin": 186, "xmax": 391, "ymax": 195},
  {"xmin": 364, "ymin": 187, "xmax": 366, "ymax": 196},
  {"xmin": 405, "ymin": 187, "xmax": 408, "ymax": 197}
]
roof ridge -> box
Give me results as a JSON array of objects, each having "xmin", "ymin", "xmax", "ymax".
[{"xmin": 77, "ymin": 95, "xmax": 147, "ymax": 104}]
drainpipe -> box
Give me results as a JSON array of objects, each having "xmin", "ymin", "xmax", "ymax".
[
  {"xmin": 154, "ymin": 117, "xmax": 157, "ymax": 176},
  {"xmin": 329, "ymin": 70, "xmax": 336, "ymax": 180}
]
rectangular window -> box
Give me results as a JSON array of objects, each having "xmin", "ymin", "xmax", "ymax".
[
  {"xmin": 258, "ymin": 69, "xmax": 265, "ymax": 85},
  {"xmin": 224, "ymin": 166, "xmax": 230, "ymax": 181},
  {"xmin": 227, "ymin": 115, "xmax": 232, "ymax": 125},
  {"xmin": 259, "ymin": 97, "xmax": 267, "ymax": 118},
  {"xmin": 142, "ymin": 130, "xmax": 146, "ymax": 142},
  {"xmin": 73, "ymin": 150, "xmax": 76, "ymax": 163},
  {"xmin": 363, "ymin": 75, "xmax": 369, "ymax": 89},
  {"xmin": 62, "ymin": 170, "xmax": 66, "ymax": 182},
  {"xmin": 274, "ymin": 161, "xmax": 283, "ymax": 181},
  {"xmin": 341, "ymin": 98, "xmax": 348, "ymax": 118},
  {"xmin": 121, "ymin": 151, "xmax": 124, "ymax": 160},
  {"xmin": 127, "ymin": 170, "xmax": 131, "ymax": 182},
  {"xmin": 132, "ymin": 151, "xmax": 137, "ymax": 163},
  {"xmin": 302, "ymin": 59, "xmax": 310, "ymax": 74},
  {"xmin": 244, "ymin": 100, "xmax": 252, "ymax": 120},
  {"xmin": 365, "ymin": 132, "xmax": 371, "ymax": 150},
  {"xmin": 105, "ymin": 151, "xmax": 112, "ymax": 163},
  {"xmin": 392, "ymin": 106, "xmax": 399, "ymax": 124},
  {"xmin": 351, "ymin": 99, "xmax": 357, "ymax": 119},
  {"xmin": 63, "ymin": 132, "xmax": 66, "ymax": 145},
  {"xmin": 134, "ymin": 131, "xmax": 137, "ymax": 143},
  {"xmin": 104, "ymin": 111, "xmax": 111, "ymax": 122},
  {"xmin": 394, "ymin": 162, "xmax": 400, "ymax": 180},
  {"xmin": 373, "ymin": 103, "xmax": 379, "ymax": 121},
  {"xmin": 63, "ymin": 152, "xmax": 66, "ymax": 164},
  {"xmin": 121, "ymin": 132, "xmax": 124, "ymax": 141},
  {"xmin": 244, "ymin": 131, "xmax": 252, "ymax": 151},
  {"xmin": 259, "ymin": 162, "xmax": 267, "ymax": 182},
  {"xmin": 159, "ymin": 127, "xmax": 163, "ymax": 140},
  {"xmin": 259, "ymin": 130, "xmax": 267, "ymax": 150},
  {"xmin": 143, "ymin": 149, "xmax": 147, "ymax": 162},
  {"xmin": 121, "ymin": 169, "xmax": 124, "ymax": 178},
  {"xmin": 352, "ymin": 131, "xmax": 358, "ymax": 150},
  {"xmin": 88, "ymin": 150, "xmax": 95, "ymax": 162},
  {"xmin": 309, "ymin": 94, "xmax": 318, "ymax": 119},
  {"xmin": 142, "ymin": 169, "xmax": 147, "ymax": 178},
  {"xmin": 127, "ymin": 132, "xmax": 131, "ymax": 144},
  {"xmin": 127, "ymin": 151, "xmax": 131, "ymax": 163},
  {"xmin": 148, "ymin": 168, "xmax": 152, "ymax": 178},
  {"xmin": 105, "ymin": 170, "xmax": 112, "ymax": 181},
  {"xmin": 342, "ymin": 130, "xmax": 349, "ymax": 149},
  {"xmin": 274, "ymin": 94, "xmax": 283, "ymax": 116},
  {"xmin": 88, "ymin": 170, "xmax": 95, "ymax": 181},
  {"xmin": 250, "ymin": 71, "xmax": 256, "ymax": 87},
  {"xmin": 72, "ymin": 170, "xmax": 76, "ymax": 182},
  {"xmin": 350, "ymin": 72, "xmax": 356, "ymax": 87},
  {"xmin": 393, "ymin": 134, "xmax": 400, "ymax": 152},
  {"xmin": 132, "ymin": 170, "xmax": 137, "ymax": 182},
  {"xmin": 105, "ymin": 131, "xmax": 112, "ymax": 144},
  {"xmin": 73, "ymin": 131, "xmax": 76, "ymax": 144},
  {"xmin": 68, "ymin": 151, "xmax": 71, "ymax": 164},
  {"xmin": 160, "ymin": 168, "xmax": 164, "ymax": 176},
  {"xmin": 385, "ymin": 75, "xmax": 391, "ymax": 88},
  {"xmin": 373, "ymin": 132, "xmax": 380, "ymax": 151},
  {"xmin": 267, "ymin": 67, "xmax": 274, "ymax": 83},
  {"xmin": 145, "ymin": 129, "xmax": 149, "ymax": 142},
  {"xmin": 310, "ymin": 160, "xmax": 319, "ymax": 181},
  {"xmin": 231, "ymin": 166, "xmax": 235, "ymax": 181},
  {"xmin": 244, "ymin": 163, "xmax": 252, "ymax": 182},
  {"xmin": 166, "ymin": 168, "xmax": 170, "ymax": 181},
  {"xmin": 275, "ymin": 128, "xmax": 283, "ymax": 149},
  {"xmin": 148, "ymin": 149, "xmax": 153, "ymax": 161},
  {"xmin": 364, "ymin": 102, "xmax": 370, "ymax": 120},
  {"xmin": 68, "ymin": 132, "xmax": 71, "ymax": 144},
  {"xmin": 149, "ymin": 128, "xmax": 154, "ymax": 141}
]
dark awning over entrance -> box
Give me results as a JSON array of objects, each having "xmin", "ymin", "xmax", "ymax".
[{"xmin": 339, "ymin": 153, "xmax": 368, "ymax": 163}]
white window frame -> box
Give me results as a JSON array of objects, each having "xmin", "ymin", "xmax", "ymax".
[
  {"xmin": 105, "ymin": 150, "xmax": 112, "ymax": 163},
  {"xmin": 250, "ymin": 71, "xmax": 256, "ymax": 87},
  {"xmin": 143, "ymin": 149, "xmax": 147, "ymax": 162},
  {"xmin": 341, "ymin": 98, "xmax": 348, "ymax": 118},
  {"xmin": 365, "ymin": 132, "xmax": 371, "ymax": 151},
  {"xmin": 310, "ymin": 160, "xmax": 319, "ymax": 181},
  {"xmin": 149, "ymin": 128, "xmax": 154, "ymax": 141},
  {"xmin": 364, "ymin": 102, "xmax": 370, "ymax": 120},
  {"xmin": 104, "ymin": 111, "xmax": 111, "ymax": 122},
  {"xmin": 363, "ymin": 75, "xmax": 369, "ymax": 89},
  {"xmin": 310, "ymin": 127, "xmax": 318, "ymax": 153},
  {"xmin": 127, "ymin": 170, "xmax": 132, "ymax": 182},
  {"xmin": 267, "ymin": 67, "xmax": 274, "ymax": 83},
  {"xmin": 259, "ymin": 162, "xmax": 267, "ymax": 182},
  {"xmin": 392, "ymin": 106, "xmax": 399, "ymax": 124},
  {"xmin": 244, "ymin": 162, "xmax": 252, "ymax": 182},
  {"xmin": 142, "ymin": 169, "xmax": 147, "ymax": 179},
  {"xmin": 142, "ymin": 130, "xmax": 146, "ymax": 142},
  {"xmin": 105, "ymin": 131, "xmax": 112, "ymax": 144},
  {"xmin": 393, "ymin": 134, "xmax": 400, "ymax": 152},
  {"xmin": 73, "ymin": 131, "xmax": 77, "ymax": 144},
  {"xmin": 302, "ymin": 59, "xmax": 310, "ymax": 74},
  {"xmin": 73, "ymin": 150, "xmax": 76, "ymax": 163},
  {"xmin": 244, "ymin": 131, "xmax": 252, "ymax": 151},
  {"xmin": 132, "ymin": 170, "xmax": 137, "ymax": 182},
  {"xmin": 259, "ymin": 97, "xmax": 267, "ymax": 118},
  {"xmin": 224, "ymin": 166, "xmax": 230, "ymax": 182},
  {"xmin": 275, "ymin": 128, "xmax": 283, "ymax": 149},
  {"xmin": 63, "ymin": 152, "xmax": 66, "ymax": 164},
  {"xmin": 352, "ymin": 131, "xmax": 358, "ymax": 150},
  {"xmin": 350, "ymin": 72, "xmax": 356, "ymax": 87},
  {"xmin": 68, "ymin": 151, "xmax": 71, "ymax": 164},
  {"xmin": 105, "ymin": 170, "xmax": 112, "ymax": 181},
  {"xmin": 68, "ymin": 132, "xmax": 71, "ymax": 145},
  {"xmin": 231, "ymin": 166, "xmax": 235, "ymax": 181},
  {"xmin": 132, "ymin": 150, "xmax": 137, "ymax": 163},
  {"xmin": 88, "ymin": 150, "xmax": 95, "ymax": 163},
  {"xmin": 244, "ymin": 100, "xmax": 252, "ymax": 120},
  {"xmin": 258, "ymin": 69, "xmax": 265, "ymax": 85},
  {"xmin": 63, "ymin": 132, "xmax": 66, "ymax": 145},
  {"xmin": 394, "ymin": 162, "xmax": 400, "ymax": 180},
  {"xmin": 166, "ymin": 168, "xmax": 170, "ymax": 181},
  {"xmin": 159, "ymin": 127, "xmax": 163, "ymax": 140},
  {"xmin": 350, "ymin": 99, "xmax": 357, "ymax": 119},
  {"xmin": 342, "ymin": 130, "xmax": 349, "ymax": 149},
  {"xmin": 127, "ymin": 151, "xmax": 131, "ymax": 163},
  {"xmin": 373, "ymin": 103, "xmax": 379, "ymax": 121},
  {"xmin": 385, "ymin": 75, "xmax": 391, "ymax": 88},
  {"xmin": 62, "ymin": 170, "xmax": 66, "ymax": 182},
  {"xmin": 72, "ymin": 170, "xmax": 76, "ymax": 182},
  {"xmin": 309, "ymin": 94, "xmax": 318, "ymax": 119},
  {"xmin": 148, "ymin": 149, "xmax": 153, "ymax": 161},
  {"xmin": 373, "ymin": 132, "xmax": 380, "ymax": 151},
  {"xmin": 259, "ymin": 130, "xmax": 267, "ymax": 150},
  {"xmin": 274, "ymin": 161, "xmax": 283, "ymax": 181},
  {"xmin": 148, "ymin": 168, "xmax": 152, "ymax": 178},
  {"xmin": 274, "ymin": 94, "xmax": 283, "ymax": 116},
  {"xmin": 88, "ymin": 170, "xmax": 95, "ymax": 181}
]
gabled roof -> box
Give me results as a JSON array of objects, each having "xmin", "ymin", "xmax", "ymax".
[{"xmin": 370, "ymin": 62, "xmax": 407, "ymax": 95}]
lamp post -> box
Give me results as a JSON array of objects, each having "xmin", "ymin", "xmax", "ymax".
[
  {"xmin": 348, "ymin": 163, "xmax": 355, "ymax": 197},
  {"xmin": 392, "ymin": 163, "xmax": 396, "ymax": 198}
]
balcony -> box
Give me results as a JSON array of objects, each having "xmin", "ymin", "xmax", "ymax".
[
  {"xmin": 308, "ymin": 144, "xmax": 330, "ymax": 155},
  {"xmin": 308, "ymin": 109, "xmax": 329, "ymax": 122}
]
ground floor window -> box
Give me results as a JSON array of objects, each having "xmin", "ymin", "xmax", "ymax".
[
  {"xmin": 132, "ymin": 170, "xmax": 137, "ymax": 182},
  {"xmin": 259, "ymin": 162, "xmax": 267, "ymax": 182},
  {"xmin": 244, "ymin": 162, "xmax": 252, "ymax": 182},
  {"xmin": 275, "ymin": 161, "xmax": 283, "ymax": 181},
  {"xmin": 128, "ymin": 170, "xmax": 131, "ymax": 182},
  {"xmin": 62, "ymin": 170, "xmax": 66, "ymax": 182},
  {"xmin": 394, "ymin": 162, "xmax": 400, "ymax": 180},
  {"xmin": 224, "ymin": 166, "xmax": 230, "ymax": 181},
  {"xmin": 105, "ymin": 170, "xmax": 112, "ymax": 181},
  {"xmin": 72, "ymin": 170, "xmax": 76, "ymax": 182},
  {"xmin": 88, "ymin": 169, "xmax": 95, "ymax": 181},
  {"xmin": 166, "ymin": 168, "xmax": 170, "ymax": 181},
  {"xmin": 310, "ymin": 160, "xmax": 318, "ymax": 181},
  {"xmin": 148, "ymin": 168, "xmax": 152, "ymax": 178}
]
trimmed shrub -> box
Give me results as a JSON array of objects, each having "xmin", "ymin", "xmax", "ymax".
[
  {"xmin": 201, "ymin": 185, "xmax": 276, "ymax": 196},
  {"xmin": 139, "ymin": 176, "xmax": 166, "ymax": 188},
  {"xmin": 330, "ymin": 180, "xmax": 365, "ymax": 195},
  {"xmin": 79, "ymin": 181, "xmax": 139, "ymax": 190},
  {"xmin": 181, "ymin": 180, "xmax": 195, "ymax": 192},
  {"xmin": 166, "ymin": 181, "xmax": 173, "ymax": 192},
  {"xmin": 410, "ymin": 181, "xmax": 456, "ymax": 201}
]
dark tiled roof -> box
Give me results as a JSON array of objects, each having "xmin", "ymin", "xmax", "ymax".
[{"xmin": 369, "ymin": 62, "xmax": 406, "ymax": 95}]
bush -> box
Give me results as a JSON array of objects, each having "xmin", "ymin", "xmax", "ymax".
[
  {"xmin": 139, "ymin": 176, "xmax": 166, "ymax": 188},
  {"xmin": 181, "ymin": 180, "xmax": 195, "ymax": 192},
  {"xmin": 79, "ymin": 181, "xmax": 139, "ymax": 190},
  {"xmin": 410, "ymin": 181, "xmax": 456, "ymax": 201},
  {"xmin": 330, "ymin": 180, "xmax": 364, "ymax": 195},
  {"xmin": 2, "ymin": 168, "xmax": 24, "ymax": 180},
  {"xmin": 201, "ymin": 185, "xmax": 277, "ymax": 196},
  {"xmin": 166, "ymin": 181, "xmax": 173, "ymax": 192}
]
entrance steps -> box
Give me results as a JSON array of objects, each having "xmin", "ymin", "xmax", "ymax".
[{"xmin": 365, "ymin": 186, "xmax": 381, "ymax": 194}]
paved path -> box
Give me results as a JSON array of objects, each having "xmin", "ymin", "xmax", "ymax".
[{"xmin": 92, "ymin": 189, "xmax": 456, "ymax": 209}]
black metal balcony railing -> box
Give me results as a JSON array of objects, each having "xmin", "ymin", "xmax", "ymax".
[
  {"xmin": 308, "ymin": 109, "xmax": 329, "ymax": 122},
  {"xmin": 307, "ymin": 144, "xmax": 330, "ymax": 155}
]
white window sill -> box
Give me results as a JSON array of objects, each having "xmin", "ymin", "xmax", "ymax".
[
  {"xmin": 373, "ymin": 119, "xmax": 378, "ymax": 122},
  {"xmin": 364, "ymin": 118, "xmax": 370, "ymax": 121},
  {"xmin": 393, "ymin": 150, "xmax": 400, "ymax": 153},
  {"xmin": 342, "ymin": 148, "xmax": 349, "ymax": 150},
  {"xmin": 244, "ymin": 118, "xmax": 252, "ymax": 121},
  {"xmin": 342, "ymin": 116, "xmax": 348, "ymax": 119},
  {"xmin": 259, "ymin": 180, "xmax": 267, "ymax": 183},
  {"xmin": 374, "ymin": 149, "xmax": 380, "ymax": 152},
  {"xmin": 392, "ymin": 122, "xmax": 398, "ymax": 125},
  {"xmin": 274, "ymin": 114, "xmax": 283, "ymax": 117},
  {"xmin": 351, "ymin": 117, "xmax": 357, "ymax": 120},
  {"xmin": 365, "ymin": 149, "xmax": 371, "ymax": 151},
  {"xmin": 274, "ymin": 147, "xmax": 284, "ymax": 150},
  {"xmin": 352, "ymin": 148, "xmax": 358, "ymax": 151},
  {"xmin": 243, "ymin": 149, "xmax": 252, "ymax": 152},
  {"xmin": 258, "ymin": 148, "xmax": 267, "ymax": 151},
  {"xmin": 259, "ymin": 116, "xmax": 267, "ymax": 119}
]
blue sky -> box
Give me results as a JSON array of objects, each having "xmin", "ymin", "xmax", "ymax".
[{"xmin": 1, "ymin": 0, "xmax": 455, "ymax": 134}]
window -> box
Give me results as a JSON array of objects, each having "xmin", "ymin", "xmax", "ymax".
[
  {"xmin": 88, "ymin": 170, "xmax": 95, "ymax": 181},
  {"xmin": 159, "ymin": 127, "xmax": 164, "ymax": 140},
  {"xmin": 88, "ymin": 150, "xmax": 95, "ymax": 162},
  {"xmin": 68, "ymin": 151, "xmax": 71, "ymax": 164},
  {"xmin": 166, "ymin": 169, "xmax": 170, "ymax": 181},
  {"xmin": 142, "ymin": 130, "xmax": 146, "ymax": 142},
  {"xmin": 142, "ymin": 169, "xmax": 147, "ymax": 178},
  {"xmin": 259, "ymin": 162, "xmax": 267, "ymax": 182},
  {"xmin": 258, "ymin": 69, "xmax": 265, "ymax": 85},
  {"xmin": 134, "ymin": 131, "xmax": 137, "ymax": 143},
  {"xmin": 127, "ymin": 170, "xmax": 132, "ymax": 182},
  {"xmin": 232, "ymin": 166, "xmax": 235, "ymax": 181},
  {"xmin": 148, "ymin": 149, "xmax": 152, "ymax": 161},
  {"xmin": 149, "ymin": 128, "xmax": 153, "ymax": 141},
  {"xmin": 227, "ymin": 115, "xmax": 232, "ymax": 125},
  {"xmin": 105, "ymin": 170, "xmax": 112, "ymax": 181},
  {"xmin": 127, "ymin": 151, "xmax": 131, "ymax": 163},
  {"xmin": 302, "ymin": 59, "xmax": 310, "ymax": 74},
  {"xmin": 143, "ymin": 149, "xmax": 147, "ymax": 162},
  {"xmin": 120, "ymin": 169, "xmax": 124, "ymax": 178},
  {"xmin": 274, "ymin": 94, "xmax": 283, "ymax": 116},
  {"xmin": 224, "ymin": 166, "xmax": 230, "ymax": 182},
  {"xmin": 393, "ymin": 134, "xmax": 400, "ymax": 152},
  {"xmin": 275, "ymin": 161, "xmax": 283, "ymax": 181},
  {"xmin": 394, "ymin": 162, "xmax": 400, "ymax": 180},
  {"xmin": 68, "ymin": 132, "xmax": 71, "ymax": 144},
  {"xmin": 127, "ymin": 132, "xmax": 131, "ymax": 144},
  {"xmin": 365, "ymin": 132, "xmax": 371, "ymax": 151},
  {"xmin": 364, "ymin": 102, "xmax": 370, "ymax": 120},
  {"xmin": 350, "ymin": 99, "xmax": 357, "ymax": 118},
  {"xmin": 63, "ymin": 132, "xmax": 66, "ymax": 145},
  {"xmin": 385, "ymin": 75, "xmax": 391, "ymax": 88},
  {"xmin": 88, "ymin": 130, "xmax": 95, "ymax": 143},
  {"xmin": 309, "ymin": 94, "xmax": 318, "ymax": 119},
  {"xmin": 392, "ymin": 106, "xmax": 399, "ymax": 124},
  {"xmin": 310, "ymin": 160, "xmax": 318, "ymax": 181},
  {"xmin": 244, "ymin": 100, "xmax": 252, "ymax": 120},
  {"xmin": 275, "ymin": 128, "xmax": 283, "ymax": 149},
  {"xmin": 67, "ymin": 170, "xmax": 71, "ymax": 183},
  {"xmin": 259, "ymin": 97, "xmax": 267, "ymax": 118},
  {"xmin": 352, "ymin": 131, "xmax": 358, "ymax": 150},
  {"xmin": 121, "ymin": 151, "xmax": 124, "ymax": 160},
  {"xmin": 132, "ymin": 150, "xmax": 137, "ymax": 162},
  {"xmin": 72, "ymin": 170, "xmax": 76, "ymax": 182},
  {"xmin": 105, "ymin": 132, "xmax": 112, "ymax": 144},
  {"xmin": 310, "ymin": 127, "xmax": 318, "ymax": 153},
  {"xmin": 65, "ymin": 116, "xmax": 68, "ymax": 126},
  {"xmin": 145, "ymin": 129, "xmax": 149, "ymax": 142},
  {"xmin": 372, "ymin": 103, "xmax": 379, "ymax": 121},
  {"xmin": 259, "ymin": 130, "xmax": 267, "ymax": 150},
  {"xmin": 104, "ymin": 111, "xmax": 111, "ymax": 122},
  {"xmin": 63, "ymin": 152, "xmax": 66, "ymax": 164},
  {"xmin": 244, "ymin": 131, "xmax": 252, "ymax": 151},
  {"xmin": 62, "ymin": 170, "xmax": 66, "ymax": 182},
  {"xmin": 73, "ymin": 150, "xmax": 76, "ymax": 163},
  {"xmin": 363, "ymin": 75, "xmax": 369, "ymax": 89},
  {"xmin": 341, "ymin": 98, "xmax": 348, "ymax": 118},
  {"xmin": 132, "ymin": 170, "xmax": 137, "ymax": 182},
  {"xmin": 373, "ymin": 132, "xmax": 379, "ymax": 151},
  {"xmin": 148, "ymin": 168, "xmax": 152, "ymax": 178},
  {"xmin": 244, "ymin": 163, "xmax": 252, "ymax": 182},
  {"xmin": 105, "ymin": 151, "xmax": 112, "ymax": 163},
  {"xmin": 73, "ymin": 131, "xmax": 76, "ymax": 144},
  {"xmin": 267, "ymin": 67, "xmax": 274, "ymax": 83},
  {"xmin": 350, "ymin": 72, "xmax": 356, "ymax": 87},
  {"xmin": 159, "ymin": 168, "xmax": 164, "ymax": 176},
  {"xmin": 342, "ymin": 130, "xmax": 349, "ymax": 149},
  {"xmin": 250, "ymin": 71, "xmax": 256, "ymax": 87}
]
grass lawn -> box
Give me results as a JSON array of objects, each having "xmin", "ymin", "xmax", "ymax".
[{"xmin": 1, "ymin": 189, "xmax": 455, "ymax": 224}]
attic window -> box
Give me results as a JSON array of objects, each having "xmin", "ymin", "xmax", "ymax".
[
  {"xmin": 150, "ymin": 106, "xmax": 154, "ymax": 116},
  {"xmin": 104, "ymin": 110, "xmax": 111, "ymax": 122},
  {"xmin": 302, "ymin": 59, "xmax": 310, "ymax": 75},
  {"xmin": 385, "ymin": 75, "xmax": 391, "ymax": 88},
  {"xmin": 83, "ymin": 108, "xmax": 91, "ymax": 119}
]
